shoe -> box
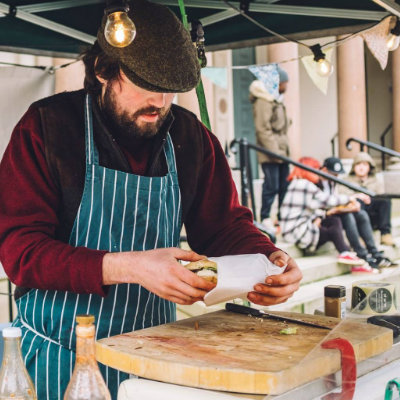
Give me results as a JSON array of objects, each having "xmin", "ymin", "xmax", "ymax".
[
  {"xmin": 375, "ymin": 255, "xmax": 394, "ymax": 268},
  {"xmin": 337, "ymin": 251, "xmax": 365, "ymax": 266},
  {"xmin": 381, "ymin": 233, "xmax": 395, "ymax": 246},
  {"xmin": 351, "ymin": 263, "xmax": 379, "ymax": 275},
  {"xmin": 261, "ymin": 218, "xmax": 276, "ymax": 233}
]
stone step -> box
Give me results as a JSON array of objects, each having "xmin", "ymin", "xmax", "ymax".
[
  {"xmin": 267, "ymin": 264, "xmax": 400, "ymax": 314},
  {"xmin": 177, "ymin": 264, "xmax": 400, "ymax": 320}
]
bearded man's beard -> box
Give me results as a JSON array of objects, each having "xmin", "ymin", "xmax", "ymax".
[{"xmin": 101, "ymin": 81, "xmax": 170, "ymax": 140}]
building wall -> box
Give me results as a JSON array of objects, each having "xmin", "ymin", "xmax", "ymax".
[
  {"xmin": 366, "ymin": 46, "xmax": 393, "ymax": 158},
  {"xmin": 298, "ymin": 38, "xmax": 338, "ymax": 162}
]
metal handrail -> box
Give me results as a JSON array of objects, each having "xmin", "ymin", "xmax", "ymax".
[
  {"xmin": 346, "ymin": 137, "xmax": 400, "ymax": 160},
  {"xmin": 330, "ymin": 132, "xmax": 338, "ymax": 156},
  {"xmin": 379, "ymin": 123, "xmax": 393, "ymax": 170},
  {"xmin": 230, "ymin": 138, "xmax": 400, "ymax": 201}
]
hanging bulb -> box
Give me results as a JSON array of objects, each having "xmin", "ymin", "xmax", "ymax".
[
  {"xmin": 105, "ymin": 11, "xmax": 136, "ymax": 47},
  {"xmin": 387, "ymin": 33, "xmax": 400, "ymax": 51},
  {"xmin": 387, "ymin": 17, "xmax": 400, "ymax": 52},
  {"xmin": 310, "ymin": 44, "xmax": 333, "ymax": 78},
  {"xmin": 316, "ymin": 58, "xmax": 334, "ymax": 77}
]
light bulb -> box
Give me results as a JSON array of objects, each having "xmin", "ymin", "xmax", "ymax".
[
  {"xmin": 104, "ymin": 11, "xmax": 136, "ymax": 48},
  {"xmin": 387, "ymin": 33, "xmax": 400, "ymax": 51},
  {"xmin": 316, "ymin": 58, "xmax": 334, "ymax": 77}
]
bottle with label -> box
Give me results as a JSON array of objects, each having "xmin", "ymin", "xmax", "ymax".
[
  {"xmin": 64, "ymin": 315, "xmax": 111, "ymax": 400},
  {"xmin": 324, "ymin": 285, "xmax": 347, "ymax": 319},
  {"xmin": 0, "ymin": 327, "xmax": 36, "ymax": 400}
]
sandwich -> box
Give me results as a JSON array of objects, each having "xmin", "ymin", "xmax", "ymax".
[{"xmin": 184, "ymin": 259, "xmax": 218, "ymax": 284}]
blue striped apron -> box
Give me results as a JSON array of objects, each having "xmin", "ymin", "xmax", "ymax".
[{"xmin": 12, "ymin": 94, "xmax": 182, "ymax": 400}]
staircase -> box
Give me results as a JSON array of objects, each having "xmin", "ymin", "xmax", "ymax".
[{"xmin": 177, "ymin": 213, "xmax": 400, "ymax": 320}]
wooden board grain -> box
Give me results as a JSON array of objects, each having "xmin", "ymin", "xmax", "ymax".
[{"xmin": 96, "ymin": 310, "xmax": 393, "ymax": 395}]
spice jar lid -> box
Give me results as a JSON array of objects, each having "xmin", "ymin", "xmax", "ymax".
[
  {"xmin": 324, "ymin": 285, "xmax": 346, "ymax": 298},
  {"xmin": 76, "ymin": 314, "xmax": 95, "ymax": 325}
]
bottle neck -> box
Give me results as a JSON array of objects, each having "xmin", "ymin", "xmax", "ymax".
[
  {"xmin": 2, "ymin": 337, "xmax": 23, "ymax": 363},
  {"xmin": 75, "ymin": 326, "xmax": 96, "ymax": 365}
]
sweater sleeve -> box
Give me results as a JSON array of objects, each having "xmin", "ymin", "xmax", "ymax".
[
  {"xmin": 0, "ymin": 107, "xmax": 108, "ymax": 296},
  {"xmin": 184, "ymin": 125, "xmax": 280, "ymax": 258}
]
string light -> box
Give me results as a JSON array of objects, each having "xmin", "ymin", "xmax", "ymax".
[
  {"xmin": 310, "ymin": 44, "xmax": 334, "ymax": 77},
  {"xmin": 387, "ymin": 18, "xmax": 400, "ymax": 51},
  {"xmin": 104, "ymin": 1, "xmax": 136, "ymax": 48}
]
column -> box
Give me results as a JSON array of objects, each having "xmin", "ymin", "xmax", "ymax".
[
  {"xmin": 267, "ymin": 42, "xmax": 302, "ymax": 161},
  {"xmin": 392, "ymin": 47, "xmax": 400, "ymax": 152},
  {"xmin": 337, "ymin": 36, "xmax": 367, "ymax": 158}
]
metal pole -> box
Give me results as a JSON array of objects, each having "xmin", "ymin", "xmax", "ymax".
[
  {"xmin": 8, "ymin": 280, "xmax": 13, "ymax": 322},
  {"xmin": 239, "ymin": 139, "xmax": 249, "ymax": 208},
  {"xmin": 244, "ymin": 142, "xmax": 257, "ymax": 217}
]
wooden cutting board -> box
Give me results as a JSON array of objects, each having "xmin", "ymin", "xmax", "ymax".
[{"xmin": 96, "ymin": 310, "xmax": 393, "ymax": 395}]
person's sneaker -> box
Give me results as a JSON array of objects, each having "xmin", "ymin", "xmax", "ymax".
[
  {"xmin": 381, "ymin": 233, "xmax": 395, "ymax": 246},
  {"xmin": 351, "ymin": 264, "xmax": 379, "ymax": 275},
  {"xmin": 337, "ymin": 251, "xmax": 365, "ymax": 266},
  {"xmin": 375, "ymin": 255, "xmax": 394, "ymax": 268},
  {"xmin": 261, "ymin": 218, "xmax": 276, "ymax": 233}
]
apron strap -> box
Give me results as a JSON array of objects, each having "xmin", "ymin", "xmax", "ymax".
[
  {"xmin": 165, "ymin": 133, "xmax": 178, "ymax": 175},
  {"xmin": 84, "ymin": 94, "xmax": 100, "ymax": 166}
]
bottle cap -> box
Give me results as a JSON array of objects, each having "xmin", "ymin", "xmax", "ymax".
[
  {"xmin": 324, "ymin": 285, "xmax": 346, "ymax": 298},
  {"xmin": 2, "ymin": 327, "xmax": 22, "ymax": 338},
  {"xmin": 76, "ymin": 315, "xmax": 95, "ymax": 325}
]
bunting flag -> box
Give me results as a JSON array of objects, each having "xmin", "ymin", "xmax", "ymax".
[
  {"xmin": 201, "ymin": 67, "xmax": 228, "ymax": 89},
  {"xmin": 361, "ymin": 16, "xmax": 393, "ymax": 70},
  {"xmin": 248, "ymin": 64, "xmax": 279, "ymax": 99},
  {"xmin": 301, "ymin": 48, "xmax": 333, "ymax": 95}
]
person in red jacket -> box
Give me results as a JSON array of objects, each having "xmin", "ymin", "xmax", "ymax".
[{"xmin": 0, "ymin": 1, "xmax": 301, "ymax": 398}]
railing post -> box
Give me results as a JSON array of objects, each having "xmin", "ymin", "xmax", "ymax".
[
  {"xmin": 238, "ymin": 139, "xmax": 249, "ymax": 208},
  {"xmin": 360, "ymin": 143, "xmax": 364, "ymax": 152},
  {"xmin": 244, "ymin": 141, "xmax": 257, "ymax": 218},
  {"xmin": 381, "ymin": 136, "xmax": 386, "ymax": 170},
  {"xmin": 8, "ymin": 280, "xmax": 13, "ymax": 322}
]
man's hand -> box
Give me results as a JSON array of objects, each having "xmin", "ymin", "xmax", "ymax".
[
  {"xmin": 102, "ymin": 248, "xmax": 216, "ymax": 305},
  {"xmin": 247, "ymin": 250, "xmax": 302, "ymax": 306}
]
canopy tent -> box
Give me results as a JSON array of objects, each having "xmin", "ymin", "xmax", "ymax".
[{"xmin": 0, "ymin": 0, "xmax": 398, "ymax": 58}]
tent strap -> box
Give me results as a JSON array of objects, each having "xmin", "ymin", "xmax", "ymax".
[{"xmin": 178, "ymin": 0, "xmax": 211, "ymax": 131}]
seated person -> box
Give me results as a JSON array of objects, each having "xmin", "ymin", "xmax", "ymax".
[
  {"xmin": 320, "ymin": 157, "xmax": 392, "ymax": 269},
  {"xmin": 280, "ymin": 157, "xmax": 367, "ymax": 271},
  {"xmin": 345, "ymin": 152, "xmax": 393, "ymax": 246}
]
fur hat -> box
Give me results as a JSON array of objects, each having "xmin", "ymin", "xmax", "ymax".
[
  {"xmin": 97, "ymin": 0, "xmax": 200, "ymax": 93},
  {"xmin": 350, "ymin": 152, "xmax": 376, "ymax": 175}
]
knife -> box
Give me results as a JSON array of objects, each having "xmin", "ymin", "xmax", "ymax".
[{"xmin": 225, "ymin": 303, "xmax": 332, "ymax": 330}]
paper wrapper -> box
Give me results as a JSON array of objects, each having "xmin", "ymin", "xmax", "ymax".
[{"xmin": 203, "ymin": 254, "xmax": 286, "ymax": 306}]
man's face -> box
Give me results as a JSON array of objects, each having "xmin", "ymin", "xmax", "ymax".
[
  {"xmin": 98, "ymin": 70, "xmax": 176, "ymax": 139},
  {"xmin": 354, "ymin": 161, "xmax": 370, "ymax": 178}
]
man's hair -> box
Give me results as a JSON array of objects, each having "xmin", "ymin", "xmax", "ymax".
[{"xmin": 81, "ymin": 42, "xmax": 121, "ymax": 96}]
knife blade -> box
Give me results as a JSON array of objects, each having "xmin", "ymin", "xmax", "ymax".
[{"xmin": 225, "ymin": 303, "xmax": 332, "ymax": 330}]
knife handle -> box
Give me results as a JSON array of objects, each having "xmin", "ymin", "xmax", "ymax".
[{"xmin": 225, "ymin": 302, "xmax": 260, "ymax": 317}]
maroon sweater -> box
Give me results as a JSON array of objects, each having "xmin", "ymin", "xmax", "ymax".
[{"xmin": 0, "ymin": 94, "xmax": 279, "ymax": 297}]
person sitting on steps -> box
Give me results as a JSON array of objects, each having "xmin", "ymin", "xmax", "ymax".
[
  {"xmin": 320, "ymin": 156, "xmax": 393, "ymax": 270},
  {"xmin": 280, "ymin": 157, "xmax": 369, "ymax": 272}
]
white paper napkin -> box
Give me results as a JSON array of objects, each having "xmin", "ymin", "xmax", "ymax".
[{"xmin": 203, "ymin": 253, "xmax": 286, "ymax": 306}]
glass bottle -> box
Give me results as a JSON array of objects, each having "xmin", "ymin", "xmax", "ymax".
[
  {"xmin": 0, "ymin": 327, "xmax": 36, "ymax": 400},
  {"xmin": 64, "ymin": 315, "xmax": 111, "ymax": 400}
]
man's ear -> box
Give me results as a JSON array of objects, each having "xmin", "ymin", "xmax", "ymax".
[
  {"xmin": 96, "ymin": 74, "xmax": 107, "ymax": 85},
  {"xmin": 94, "ymin": 56, "xmax": 107, "ymax": 85}
]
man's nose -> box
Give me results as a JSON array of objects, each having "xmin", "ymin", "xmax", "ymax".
[{"xmin": 148, "ymin": 93, "xmax": 166, "ymax": 108}]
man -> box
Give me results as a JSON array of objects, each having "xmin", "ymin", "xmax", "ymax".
[
  {"xmin": 0, "ymin": 1, "xmax": 301, "ymax": 398},
  {"xmin": 320, "ymin": 157, "xmax": 391, "ymax": 270},
  {"xmin": 249, "ymin": 66, "xmax": 290, "ymax": 232}
]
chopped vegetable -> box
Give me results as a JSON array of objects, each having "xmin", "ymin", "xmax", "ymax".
[{"xmin": 279, "ymin": 327, "xmax": 298, "ymax": 335}]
